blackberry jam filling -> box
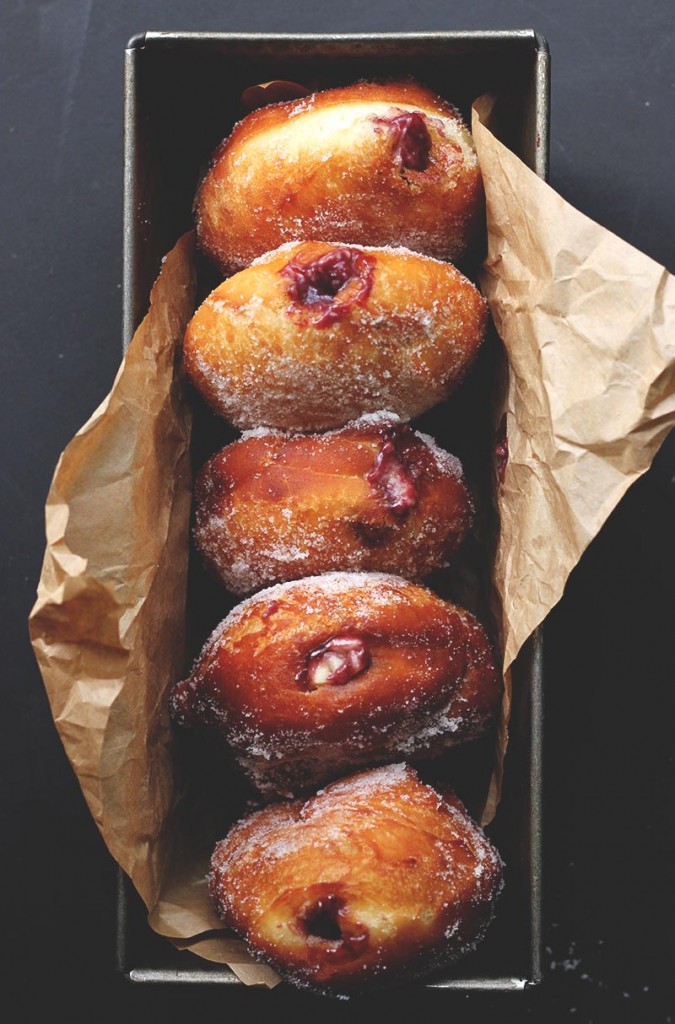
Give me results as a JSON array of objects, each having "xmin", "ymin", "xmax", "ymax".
[
  {"xmin": 280, "ymin": 247, "xmax": 374, "ymax": 327},
  {"xmin": 374, "ymin": 109, "xmax": 432, "ymax": 171},
  {"xmin": 367, "ymin": 427, "xmax": 419, "ymax": 517},
  {"xmin": 303, "ymin": 635, "xmax": 371, "ymax": 690}
]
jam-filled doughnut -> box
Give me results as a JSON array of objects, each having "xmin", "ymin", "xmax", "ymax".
[
  {"xmin": 196, "ymin": 80, "xmax": 483, "ymax": 274},
  {"xmin": 193, "ymin": 415, "xmax": 473, "ymax": 595},
  {"xmin": 183, "ymin": 241, "xmax": 487, "ymax": 432},
  {"xmin": 208, "ymin": 764, "xmax": 503, "ymax": 995},
  {"xmin": 169, "ymin": 573, "xmax": 501, "ymax": 796}
]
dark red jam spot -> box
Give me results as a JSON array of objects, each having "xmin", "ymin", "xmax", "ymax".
[
  {"xmin": 352, "ymin": 521, "xmax": 394, "ymax": 549},
  {"xmin": 495, "ymin": 415, "xmax": 509, "ymax": 485},
  {"xmin": 280, "ymin": 247, "xmax": 375, "ymax": 327},
  {"xmin": 303, "ymin": 635, "xmax": 371, "ymax": 690},
  {"xmin": 366, "ymin": 428, "xmax": 419, "ymax": 517},
  {"xmin": 261, "ymin": 600, "xmax": 279, "ymax": 621},
  {"xmin": 374, "ymin": 109, "xmax": 432, "ymax": 171}
]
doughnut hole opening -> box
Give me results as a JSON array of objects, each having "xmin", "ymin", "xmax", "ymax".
[
  {"xmin": 302, "ymin": 896, "xmax": 344, "ymax": 942},
  {"xmin": 299, "ymin": 895, "xmax": 369, "ymax": 954}
]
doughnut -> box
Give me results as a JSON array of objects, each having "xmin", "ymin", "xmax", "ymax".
[
  {"xmin": 183, "ymin": 240, "xmax": 487, "ymax": 432},
  {"xmin": 196, "ymin": 80, "xmax": 483, "ymax": 273},
  {"xmin": 208, "ymin": 763, "xmax": 503, "ymax": 995},
  {"xmin": 169, "ymin": 573, "xmax": 501, "ymax": 796},
  {"xmin": 193, "ymin": 414, "xmax": 474, "ymax": 595}
]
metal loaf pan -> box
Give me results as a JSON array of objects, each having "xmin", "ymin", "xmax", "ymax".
[{"xmin": 118, "ymin": 30, "xmax": 549, "ymax": 992}]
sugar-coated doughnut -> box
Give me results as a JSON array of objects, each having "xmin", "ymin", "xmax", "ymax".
[
  {"xmin": 169, "ymin": 573, "xmax": 501, "ymax": 796},
  {"xmin": 193, "ymin": 414, "xmax": 473, "ymax": 595},
  {"xmin": 208, "ymin": 763, "xmax": 503, "ymax": 995},
  {"xmin": 196, "ymin": 80, "xmax": 483, "ymax": 274},
  {"xmin": 183, "ymin": 240, "xmax": 487, "ymax": 432}
]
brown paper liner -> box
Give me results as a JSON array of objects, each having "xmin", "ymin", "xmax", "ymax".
[
  {"xmin": 474, "ymin": 94, "xmax": 675, "ymax": 668},
  {"xmin": 29, "ymin": 101, "xmax": 675, "ymax": 985},
  {"xmin": 472, "ymin": 94, "xmax": 675, "ymax": 821},
  {"xmin": 30, "ymin": 232, "xmax": 196, "ymax": 909}
]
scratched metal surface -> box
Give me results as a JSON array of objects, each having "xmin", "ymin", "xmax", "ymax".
[{"xmin": 2, "ymin": 1, "xmax": 674, "ymax": 1021}]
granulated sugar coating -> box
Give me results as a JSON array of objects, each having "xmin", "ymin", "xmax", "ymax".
[
  {"xmin": 168, "ymin": 572, "xmax": 501, "ymax": 796},
  {"xmin": 208, "ymin": 764, "xmax": 503, "ymax": 996},
  {"xmin": 196, "ymin": 80, "xmax": 483, "ymax": 275},
  {"xmin": 183, "ymin": 240, "xmax": 487, "ymax": 431},
  {"xmin": 193, "ymin": 413, "xmax": 474, "ymax": 596}
]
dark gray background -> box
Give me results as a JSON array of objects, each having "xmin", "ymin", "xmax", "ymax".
[{"xmin": 2, "ymin": 2, "xmax": 673, "ymax": 1021}]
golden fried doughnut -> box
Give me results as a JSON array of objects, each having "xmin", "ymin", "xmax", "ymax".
[
  {"xmin": 182, "ymin": 240, "xmax": 487, "ymax": 431},
  {"xmin": 169, "ymin": 573, "xmax": 501, "ymax": 796},
  {"xmin": 196, "ymin": 80, "xmax": 483, "ymax": 273},
  {"xmin": 208, "ymin": 764, "xmax": 503, "ymax": 994},
  {"xmin": 193, "ymin": 415, "xmax": 473, "ymax": 595}
]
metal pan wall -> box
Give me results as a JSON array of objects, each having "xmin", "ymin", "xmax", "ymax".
[{"xmin": 118, "ymin": 30, "xmax": 549, "ymax": 992}]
